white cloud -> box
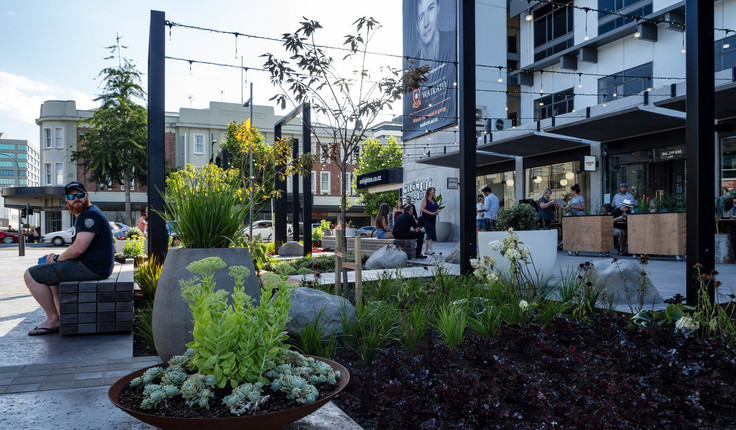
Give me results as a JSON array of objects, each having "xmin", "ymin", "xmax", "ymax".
[{"xmin": 0, "ymin": 71, "xmax": 95, "ymax": 126}]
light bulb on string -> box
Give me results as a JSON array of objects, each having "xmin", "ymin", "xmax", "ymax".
[
  {"xmin": 234, "ymin": 33, "xmax": 239, "ymax": 60},
  {"xmin": 722, "ymin": 2, "xmax": 730, "ymax": 49},
  {"xmin": 724, "ymin": 31, "xmax": 731, "ymax": 49},
  {"xmin": 583, "ymin": 8, "xmax": 589, "ymax": 41},
  {"xmin": 681, "ymin": 32, "xmax": 686, "ymax": 53},
  {"xmin": 497, "ymin": 67, "xmax": 503, "ymax": 82},
  {"xmin": 577, "ymin": 73, "xmax": 582, "ymax": 88}
]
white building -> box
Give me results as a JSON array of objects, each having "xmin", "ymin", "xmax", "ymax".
[{"xmin": 0, "ymin": 133, "xmax": 40, "ymax": 228}]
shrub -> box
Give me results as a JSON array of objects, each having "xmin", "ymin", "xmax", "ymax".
[
  {"xmin": 117, "ymin": 238, "xmax": 146, "ymax": 258},
  {"xmin": 126, "ymin": 227, "xmax": 145, "ymax": 239},
  {"xmin": 134, "ymin": 255, "xmax": 162, "ymax": 302},
  {"xmin": 135, "ymin": 303, "xmax": 157, "ymax": 354},
  {"xmin": 495, "ymin": 203, "xmax": 537, "ymax": 231}
]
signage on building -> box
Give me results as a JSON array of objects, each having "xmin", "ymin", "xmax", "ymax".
[
  {"xmin": 402, "ymin": 0, "xmax": 457, "ymax": 141},
  {"xmin": 447, "ymin": 177, "xmax": 459, "ymax": 189},
  {"xmin": 583, "ymin": 155, "xmax": 597, "ymax": 171},
  {"xmin": 403, "ymin": 178, "xmax": 433, "ymax": 202},
  {"xmin": 657, "ymin": 148, "xmax": 685, "ymax": 161},
  {"xmin": 356, "ymin": 167, "xmax": 403, "ymax": 190}
]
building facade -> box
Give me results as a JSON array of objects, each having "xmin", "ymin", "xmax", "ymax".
[{"xmin": 0, "ymin": 134, "xmax": 40, "ymax": 228}]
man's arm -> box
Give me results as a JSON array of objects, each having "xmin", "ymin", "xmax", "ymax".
[{"xmin": 58, "ymin": 232, "xmax": 95, "ymax": 260}]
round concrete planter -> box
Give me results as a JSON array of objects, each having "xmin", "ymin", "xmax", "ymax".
[
  {"xmin": 108, "ymin": 356, "xmax": 350, "ymax": 430},
  {"xmin": 478, "ymin": 229, "xmax": 558, "ymax": 274},
  {"xmin": 152, "ymin": 247, "xmax": 260, "ymax": 363},
  {"xmin": 435, "ymin": 221, "xmax": 452, "ymax": 242}
]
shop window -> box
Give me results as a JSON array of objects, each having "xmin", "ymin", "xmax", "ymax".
[
  {"xmin": 534, "ymin": 88, "xmax": 574, "ymax": 121},
  {"xmin": 532, "ymin": 0, "xmax": 574, "ymax": 62},
  {"xmin": 721, "ymin": 137, "xmax": 736, "ymax": 190},
  {"xmin": 45, "ymin": 210, "xmax": 62, "ymax": 234},
  {"xmin": 598, "ymin": 63, "xmax": 653, "ymax": 104},
  {"xmin": 597, "ymin": 0, "xmax": 652, "ymax": 36},
  {"xmin": 715, "ymin": 35, "xmax": 736, "ymax": 72}
]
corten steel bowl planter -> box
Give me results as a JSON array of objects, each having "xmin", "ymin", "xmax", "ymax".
[{"xmin": 108, "ymin": 356, "xmax": 350, "ymax": 430}]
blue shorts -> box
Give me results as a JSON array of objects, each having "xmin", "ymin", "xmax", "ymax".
[
  {"xmin": 476, "ymin": 219, "xmax": 485, "ymax": 228},
  {"xmin": 375, "ymin": 228, "xmax": 388, "ymax": 239}
]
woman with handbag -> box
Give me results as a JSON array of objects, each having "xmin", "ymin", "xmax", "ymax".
[{"xmin": 420, "ymin": 187, "xmax": 439, "ymax": 255}]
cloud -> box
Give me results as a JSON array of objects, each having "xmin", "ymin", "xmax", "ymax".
[{"xmin": 0, "ymin": 71, "xmax": 95, "ymax": 126}]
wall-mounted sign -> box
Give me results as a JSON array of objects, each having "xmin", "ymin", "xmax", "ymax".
[
  {"xmin": 447, "ymin": 177, "xmax": 459, "ymax": 189},
  {"xmin": 356, "ymin": 167, "xmax": 403, "ymax": 189},
  {"xmin": 583, "ymin": 155, "xmax": 597, "ymax": 171},
  {"xmin": 403, "ymin": 178, "xmax": 433, "ymax": 202}
]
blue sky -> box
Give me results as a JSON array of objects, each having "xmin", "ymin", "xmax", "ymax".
[{"xmin": 0, "ymin": 0, "xmax": 403, "ymax": 148}]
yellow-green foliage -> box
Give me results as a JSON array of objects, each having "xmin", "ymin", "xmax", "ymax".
[{"xmin": 182, "ymin": 257, "xmax": 291, "ymax": 388}]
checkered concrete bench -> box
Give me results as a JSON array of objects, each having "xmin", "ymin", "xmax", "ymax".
[{"xmin": 58, "ymin": 263, "xmax": 135, "ymax": 335}]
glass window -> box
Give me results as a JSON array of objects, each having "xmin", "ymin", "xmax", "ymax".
[
  {"xmin": 0, "ymin": 170, "xmax": 14, "ymax": 176},
  {"xmin": 320, "ymin": 171, "xmax": 330, "ymax": 194},
  {"xmin": 721, "ymin": 137, "xmax": 736, "ymax": 190},
  {"xmin": 311, "ymin": 171, "xmax": 316, "ymax": 193},
  {"xmin": 54, "ymin": 127, "xmax": 64, "ymax": 148},
  {"xmin": 598, "ymin": 63, "xmax": 653, "ymax": 104},
  {"xmin": 16, "ymin": 144, "xmax": 26, "ymax": 151},
  {"xmin": 532, "ymin": 0, "xmax": 574, "ymax": 62},
  {"xmin": 0, "ymin": 144, "xmax": 14, "ymax": 150},
  {"xmin": 476, "ymin": 171, "xmax": 516, "ymax": 207},
  {"xmin": 45, "ymin": 211, "xmax": 62, "ymax": 234},
  {"xmin": 194, "ymin": 134, "xmax": 205, "ymax": 154},
  {"xmin": 44, "ymin": 129, "xmax": 52, "ymax": 149},
  {"xmin": 45, "ymin": 163, "xmax": 52, "ymax": 185},
  {"xmin": 598, "ymin": 0, "xmax": 652, "ymax": 35},
  {"xmin": 715, "ymin": 35, "xmax": 736, "ymax": 72},
  {"xmin": 534, "ymin": 88, "xmax": 574, "ymax": 121},
  {"xmin": 525, "ymin": 161, "xmax": 588, "ymax": 210},
  {"xmin": 16, "ymin": 153, "xmax": 27, "ymax": 159},
  {"xmin": 55, "ymin": 162, "xmax": 64, "ymax": 185}
]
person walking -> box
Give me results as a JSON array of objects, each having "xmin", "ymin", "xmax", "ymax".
[
  {"xmin": 476, "ymin": 194, "xmax": 485, "ymax": 232},
  {"xmin": 482, "ymin": 186, "xmax": 500, "ymax": 230},
  {"xmin": 420, "ymin": 187, "xmax": 439, "ymax": 255}
]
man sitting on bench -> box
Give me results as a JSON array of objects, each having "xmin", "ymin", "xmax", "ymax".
[
  {"xmin": 392, "ymin": 204, "xmax": 427, "ymax": 259},
  {"xmin": 24, "ymin": 182, "xmax": 114, "ymax": 336}
]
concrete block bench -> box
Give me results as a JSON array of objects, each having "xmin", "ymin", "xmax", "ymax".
[
  {"xmin": 58, "ymin": 263, "xmax": 135, "ymax": 335},
  {"xmin": 321, "ymin": 236, "xmax": 418, "ymax": 257}
]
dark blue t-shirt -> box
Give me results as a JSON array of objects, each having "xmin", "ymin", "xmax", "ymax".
[{"xmin": 73, "ymin": 205, "xmax": 114, "ymax": 277}]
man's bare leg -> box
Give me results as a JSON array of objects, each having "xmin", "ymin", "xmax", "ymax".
[{"xmin": 24, "ymin": 270, "xmax": 60, "ymax": 332}]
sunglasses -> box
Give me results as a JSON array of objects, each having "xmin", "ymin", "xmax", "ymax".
[{"xmin": 66, "ymin": 192, "xmax": 87, "ymax": 201}]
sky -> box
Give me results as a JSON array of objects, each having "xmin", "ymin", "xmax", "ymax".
[{"xmin": 0, "ymin": 0, "xmax": 405, "ymax": 149}]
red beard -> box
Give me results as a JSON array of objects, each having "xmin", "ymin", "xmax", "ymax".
[{"xmin": 67, "ymin": 198, "xmax": 90, "ymax": 215}]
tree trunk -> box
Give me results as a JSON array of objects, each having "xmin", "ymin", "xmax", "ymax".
[
  {"xmin": 340, "ymin": 161, "xmax": 349, "ymax": 290},
  {"xmin": 124, "ymin": 172, "xmax": 132, "ymax": 226}
]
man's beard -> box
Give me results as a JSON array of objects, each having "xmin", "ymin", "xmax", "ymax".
[{"xmin": 68, "ymin": 199, "xmax": 90, "ymax": 215}]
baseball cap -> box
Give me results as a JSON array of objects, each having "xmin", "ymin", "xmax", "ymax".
[
  {"xmin": 619, "ymin": 182, "xmax": 628, "ymax": 188},
  {"xmin": 621, "ymin": 199, "xmax": 634, "ymax": 208},
  {"xmin": 64, "ymin": 181, "xmax": 87, "ymax": 194}
]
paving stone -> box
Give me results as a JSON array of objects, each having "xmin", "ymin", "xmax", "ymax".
[
  {"xmin": 21, "ymin": 363, "xmax": 52, "ymax": 371},
  {"xmin": 51, "ymin": 362, "xmax": 80, "ymax": 369},
  {"xmin": 44, "ymin": 373, "xmax": 77, "ymax": 382},
  {"xmin": 72, "ymin": 378, "xmax": 104, "ymax": 388},
  {"xmin": 4, "ymin": 383, "xmax": 41, "ymax": 393},
  {"xmin": 59, "ymin": 325, "xmax": 78, "ymax": 335},
  {"xmin": 0, "ymin": 385, "xmax": 6, "ymax": 394},
  {"xmin": 12, "ymin": 375, "xmax": 46, "ymax": 384},
  {"xmin": 0, "ymin": 371, "xmax": 20, "ymax": 380},
  {"xmin": 48, "ymin": 366, "xmax": 78, "ymax": 375},
  {"xmin": 17, "ymin": 369, "xmax": 48, "ymax": 377},
  {"xmin": 107, "ymin": 357, "xmax": 133, "ymax": 364},
  {"xmin": 76, "ymin": 371, "xmax": 104, "ymax": 380},
  {"xmin": 105, "ymin": 362, "xmax": 132, "ymax": 371},
  {"xmin": 0, "ymin": 366, "xmax": 24, "ymax": 372},
  {"xmin": 0, "ymin": 377, "xmax": 14, "ymax": 385},
  {"xmin": 105, "ymin": 369, "xmax": 133, "ymax": 378},
  {"xmin": 39, "ymin": 380, "xmax": 74, "ymax": 391},
  {"xmin": 78, "ymin": 365, "xmax": 107, "ymax": 373}
]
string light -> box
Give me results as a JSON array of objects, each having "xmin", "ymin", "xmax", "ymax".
[
  {"xmin": 681, "ymin": 32, "xmax": 686, "ymax": 53},
  {"xmin": 497, "ymin": 67, "xmax": 503, "ymax": 82},
  {"xmin": 583, "ymin": 8, "xmax": 589, "ymax": 41}
]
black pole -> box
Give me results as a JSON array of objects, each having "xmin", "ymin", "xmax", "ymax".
[
  {"xmin": 685, "ymin": 0, "xmax": 715, "ymax": 305},
  {"xmin": 302, "ymin": 103, "xmax": 312, "ymax": 256},
  {"xmin": 292, "ymin": 138, "xmax": 300, "ymax": 242},
  {"xmin": 274, "ymin": 125, "xmax": 288, "ymax": 249},
  {"xmin": 458, "ymin": 0, "xmax": 477, "ymax": 275},
  {"xmin": 148, "ymin": 10, "xmax": 167, "ymax": 262}
]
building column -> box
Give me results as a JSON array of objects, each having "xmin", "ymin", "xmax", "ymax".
[{"xmin": 589, "ymin": 142, "xmax": 602, "ymax": 209}]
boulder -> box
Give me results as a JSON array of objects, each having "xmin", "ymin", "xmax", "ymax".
[
  {"xmin": 287, "ymin": 287, "xmax": 355, "ymax": 337},
  {"xmin": 365, "ymin": 245, "xmax": 409, "ymax": 269},
  {"xmin": 445, "ymin": 244, "xmax": 461, "ymax": 264},
  {"xmin": 278, "ymin": 241, "xmax": 304, "ymax": 257},
  {"xmin": 599, "ymin": 258, "xmax": 664, "ymax": 308}
]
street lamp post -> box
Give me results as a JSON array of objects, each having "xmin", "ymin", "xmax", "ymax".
[{"xmin": 244, "ymin": 82, "xmax": 254, "ymax": 239}]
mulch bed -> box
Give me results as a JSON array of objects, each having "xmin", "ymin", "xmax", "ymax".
[{"xmin": 331, "ymin": 314, "xmax": 736, "ymax": 429}]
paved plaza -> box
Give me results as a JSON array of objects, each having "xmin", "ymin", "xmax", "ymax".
[{"xmin": 1, "ymin": 243, "xmax": 735, "ymax": 429}]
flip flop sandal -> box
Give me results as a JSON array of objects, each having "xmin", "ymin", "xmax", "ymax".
[{"xmin": 28, "ymin": 326, "xmax": 59, "ymax": 336}]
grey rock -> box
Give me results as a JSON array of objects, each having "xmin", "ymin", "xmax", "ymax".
[
  {"xmin": 279, "ymin": 241, "xmax": 304, "ymax": 257},
  {"xmin": 445, "ymin": 244, "xmax": 461, "ymax": 264},
  {"xmin": 599, "ymin": 258, "xmax": 664, "ymax": 309},
  {"xmin": 365, "ymin": 245, "xmax": 408, "ymax": 269},
  {"xmin": 287, "ymin": 287, "xmax": 355, "ymax": 337}
]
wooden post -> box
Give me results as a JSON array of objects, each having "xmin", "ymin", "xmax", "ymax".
[
  {"xmin": 355, "ymin": 235, "xmax": 362, "ymax": 307},
  {"xmin": 334, "ymin": 229, "xmax": 342, "ymax": 296}
]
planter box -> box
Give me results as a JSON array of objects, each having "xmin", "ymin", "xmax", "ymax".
[
  {"xmin": 627, "ymin": 213, "xmax": 686, "ymax": 256},
  {"xmin": 562, "ymin": 215, "xmax": 614, "ymax": 254},
  {"xmin": 478, "ymin": 230, "xmax": 558, "ymax": 274}
]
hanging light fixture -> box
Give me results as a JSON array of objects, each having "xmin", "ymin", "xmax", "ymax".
[
  {"xmin": 497, "ymin": 67, "xmax": 503, "ymax": 82},
  {"xmin": 583, "ymin": 8, "xmax": 590, "ymax": 40},
  {"xmin": 681, "ymin": 31, "xmax": 686, "ymax": 53},
  {"xmin": 577, "ymin": 73, "xmax": 583, "ymax": 88},
  {"xmin": 533, "ymin": 176, "xmax": 542, "ymax": 184},
  {"xmin": 506, "ymin": 179, "xmax": 515, "ymax": 187},
  {"xmin": 560, "ymin": 179, "xmax": 568, "ymax": 186},
  {"xmin": 565, "ymin": 171, "xmax": 575, "ymax": 180},
  {"xmin": 723, "ymin": 1, "xmax": 730, "ymax": 49}
]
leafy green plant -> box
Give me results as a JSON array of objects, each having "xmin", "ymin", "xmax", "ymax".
[
  {"xmin": 495, "ymin": 203, "xmax": 537, "ymax": 231},
  {"xmin": 274, "ymin": 263, "xmax": 296, "ymax": 276},
  {"xmin": 117, "ymin": 238, "xmax": 146, "ymax": 258},
  {"xmin": 295, "ymin": 306, "xmax": 337, "ymax": 358},
  {"xmin": 134, "ymin": 255, "xmax": 162, "ymax": 302},
  {"xmin": 467, "ymin": 302, "xmax": 502, "ymax": 338},
  {"xmin": 134, "ymin": 303, "xmax": 157, "ymax": 354},
  {"xmin": 181, "ymin": 256, "xmax": 291, "ymax": 388},
  {"xmin": 436, "ymin": 303, "xmax": 467, "ymax": 350},
  {"xmin": 312, "ymin": 227, "xmax": 324, "ymax": 242},
  {"xmin": 126, "ymin": 227, "xmax": 145, "ymax": 240},
  {"xmin": 162, "ymin": 164, "xmax": 258, "ymax": 248},
  {"xmin": 398, "ymin": 302, "xmax": 429, "ymax": 349}
]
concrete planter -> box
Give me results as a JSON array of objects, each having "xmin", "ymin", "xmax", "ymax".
[
  {"xmin": 715, "ymin": 233, "xmax": 734, "ymax": 264},
  {"xmin": 152, "ymin": 247, "xmax": 260, "ymax": 363},
  {"xmin": 478, "ymin": 230, "xmax": 558, "ymax": 274},
  {"xmin": 435, "ymin": 221, "xmax": 452, "ymax": 242}
]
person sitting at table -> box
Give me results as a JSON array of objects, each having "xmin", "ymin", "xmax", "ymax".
[
  {"xmin": 374, "ymin": 203, "xmax": 394, "ymax": 239},
  {"xmin": 611, "ymin": 198, "xmax": 634, "ymax": 255},
  {"xmin": 392, "ymin": 204, "xmax": 426, "ymax": 259}
]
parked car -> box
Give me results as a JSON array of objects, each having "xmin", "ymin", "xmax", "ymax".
[
  {"xmin": 109, "ymin": 222, "xmax": 131, "ymax": 238},
  {"xmin": 42, "ymin": 228, "xmax": 74, "ymax": 246},
  {"xmin": 0, "ymin": 231, "xmax": 19, "ymax": 244},
  {"xmin": 248, "ymin": 220, "xmax": 274, "ymax": 241},
  {"xmin": 356, "ymin": 226, "xmax": 376, "ymax": 237}
]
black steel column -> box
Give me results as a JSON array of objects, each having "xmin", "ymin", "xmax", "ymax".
[
  {"xmin": 685, "ymin": 0, "xmax": 715, "ymax": 305},
  {"xmin": 292, "ymin": 138, "xmax": 300, "ymax": 242},
  {"xmin": 302, "ymin": 103, "xmax": 312, "ymax": 256},
  {"xmin": 458, "ymin": 0, "xmax": 477, "ymax": 275},
  {"xmin": 147, "ymin": 10, "xmax": 166, "ymax": 262},
  {"xmin": 274, "ymin": 125, "xmax": 287, "ymax": 249}
]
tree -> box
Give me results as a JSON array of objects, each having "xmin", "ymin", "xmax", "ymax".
[
  {"xmin": 263, "ymin": 17, "xmax": 427, "ymax": 251},
  {"xmin": 72, "ymin": 35, "xmax": 147, "ymax": 226},
  {"xmin": 353, "ymin": 136, "xmax": 403, "ymax": 216}
]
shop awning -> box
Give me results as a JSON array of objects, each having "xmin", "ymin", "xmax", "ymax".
[
  {"xmin": 654, "ymin": 81, "xmax": 736, "ymax": 121},
  {"xmin": 415, "ymin": 150, "xmax": 514, "ymax": 168},
  {"xmin": 476, "ymin": 131, "xmax": 593, "ymax": 158},
  {"xmin": 545, "ymin": 104, "xmax": 686, "ymax": 142}
]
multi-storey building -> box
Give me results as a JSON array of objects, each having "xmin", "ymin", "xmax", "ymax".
[
  {"xmin": 412, "ymin": 0, "xmax": 736, "ymax": 240},
  {"xmin": 29, "ymin": 100, "xmax": 364, "ymax": 235},
  {"xmin": 0, "ymin": 134, "xmax": 40, "ymax": 228}
]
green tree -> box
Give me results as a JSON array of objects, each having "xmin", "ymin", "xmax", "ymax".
[
  {"xmin": 353, "ymin": 136, "xmax": 403, "ymax": 215},
  {"xmin": 263, "ymin": 17, "xmax": 427, "ymax": 251},
  {"xmin": 72, "ymin": 35, "xmax": 147, "ymax": 225}
]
